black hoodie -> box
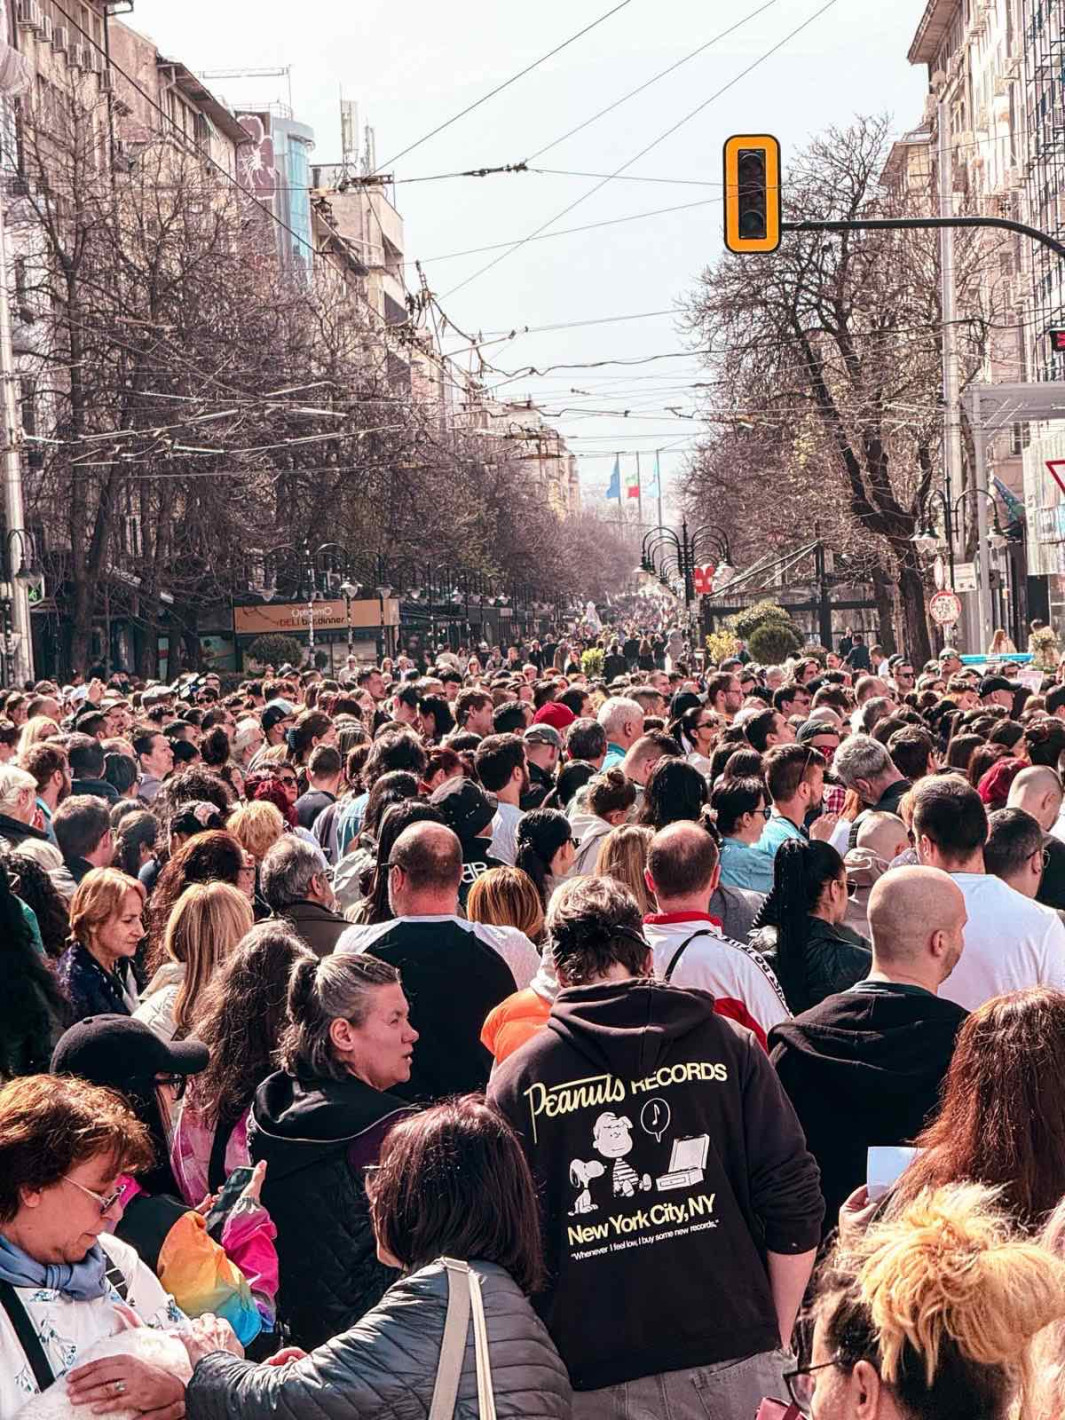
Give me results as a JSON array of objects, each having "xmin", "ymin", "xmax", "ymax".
[
  {"xmin": 769, "ymin": 983, "xmax": 966, "ymax": 1235},
  {"xmin": 249, "ymin": 1070, "xmax": 411, "ymax": 1350},
  {"xmin": 488, "ymin": 979, "xmax": 823, "ymax": 1390}
]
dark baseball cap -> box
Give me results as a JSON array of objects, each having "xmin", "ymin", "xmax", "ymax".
[
  {"xmin": 261, "ymin": 702, "xmax": 295, "ymax": 733},
  {"xmin": 429, "ymin": 775, "xmax": 497, "ymax": 839},
  {"xmin": 797, "ymin": 719, "xmax": 840, "ymax": 744},
  {"xmin": 524, "ymin": 723, "xmax": 562, "ymax": 750},
  {"xmin": 52, "ymin": 1014, "xmax": 209, "ymax": 1091},
  {"xmin": 979, "ymin": 675, "xmax": 1014, "ymax": 698}
]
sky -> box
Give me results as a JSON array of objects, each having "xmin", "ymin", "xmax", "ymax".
[{"xmin": 131, "ymin": 0, "xmax": 930, "ymax": 517}]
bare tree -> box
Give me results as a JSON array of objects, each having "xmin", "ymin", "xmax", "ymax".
[{"xmin": 684, "ymin": 115, "xmax": 1007, "ymax": 662}]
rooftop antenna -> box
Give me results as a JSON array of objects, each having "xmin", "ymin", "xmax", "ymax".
[{"xmin": 340, "ymin": 95, "xmax": 359, "ymax": 177}]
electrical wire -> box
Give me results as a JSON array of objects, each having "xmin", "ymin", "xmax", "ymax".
[
  {"xmin": 372, "ymin": 0, "xmax": 637, "ymax": 173},
  {"xmin": 406, "ymin": 197, "xmax": 718, "ymax": 267},
  {"xmin": 442, "ymin": 0, "xmax": 840, "ymax": 297},
  {"xmin": 523, "ymin": 0, "xmax": 784, "ymax": 163}
]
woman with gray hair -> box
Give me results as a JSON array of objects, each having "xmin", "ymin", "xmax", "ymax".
[{"xmin": 248, "ymin": 952, "xmax": 419, "ymax": 1351}]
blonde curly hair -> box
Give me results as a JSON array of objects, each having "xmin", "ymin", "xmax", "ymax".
[{"xmin": 816, "ymin": 1183, "xmax": 1065, "ymax": 1418}]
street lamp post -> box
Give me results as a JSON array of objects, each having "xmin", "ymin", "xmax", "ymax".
[
  {"xmin": 339, "ymin": 580, "xmax": 362, "ymax": 657},
  {"xmin": 912, "ymin": 489, "xmax": 1008, "ymax": 593}
]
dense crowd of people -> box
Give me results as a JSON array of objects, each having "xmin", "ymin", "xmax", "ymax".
[{"xmin": 4, "ymin": 625, "xmax": 1065, "ymax": 1418}]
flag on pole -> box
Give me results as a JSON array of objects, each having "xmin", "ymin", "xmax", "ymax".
[
  {"xmin": 648, "ymin": 452, "xmax": 661, "ymax": 496},
  {"xmin": 625, "ymin": 458, "xmax": 640, "ymax": 500},
  {"xmin": 606, "ymin": 456, "xmax": 621, "ymax": 500}
]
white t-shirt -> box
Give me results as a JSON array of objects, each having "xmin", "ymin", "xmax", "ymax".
[
  {"xmin": 0, "ymin": 1234, "xmax": 182, "ymax": 1415},
  {"xmin": 938, "ymin": 872, "xmax": 1065, "ymax": 1011},
  {"xmin": 489, "ymin": 801, "xmax": 525, "ymax": 867},
  {"xmin": 338, "ymin": 913, "xmax": 542, "ymax": 990}
]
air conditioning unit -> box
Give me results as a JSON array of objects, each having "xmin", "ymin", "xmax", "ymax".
[
  {"xmin": 38, "ymin": 15, "xmax": 51, "ymax": 44},
  {"xmin": 69, "ymin": 44, "xmax": 87, "ymax": 70},
  {"xmin": 52, "ymin": 25, "xmax": 68, "ymax": 54},
  {"xmin": 98, "ymin": 68, "xmax": 113, "ymax": 93},
  {"xmin": 16, "ymin": 1, "xmax": 42, "ymax": 31}
]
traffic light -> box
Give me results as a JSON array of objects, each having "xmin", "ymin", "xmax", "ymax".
[{"xmin": 723, "ymin": 134, "xmax": 781, "ymax": 254}]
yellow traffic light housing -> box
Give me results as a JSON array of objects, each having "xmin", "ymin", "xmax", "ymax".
[{"xmin": 723, "ymin": 134, "xmax": 781, "ymax": 254}]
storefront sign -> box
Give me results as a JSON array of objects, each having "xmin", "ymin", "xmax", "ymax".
[{"xmin": 233, "ymin": 599, "xmax": 399, "ymax": 635}]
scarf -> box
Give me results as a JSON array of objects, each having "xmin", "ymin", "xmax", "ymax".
[{"xmin": 0, "ymin": 1232, "xmax": 109, "ymax": 1300}]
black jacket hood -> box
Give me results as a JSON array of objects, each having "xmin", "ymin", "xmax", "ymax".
[
  {"xmin": 251, "ymin": 1069, "xmax": 408, "ymax": 1183},
  {"xmin": 769, "ymin": 987, "xmax": 965, "ymax": 1104},
  {"xmin": 547, "ymin": 978, "xmax": 717, "ymax": 1082}
]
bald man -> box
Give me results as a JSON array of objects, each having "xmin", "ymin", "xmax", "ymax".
[
  {"xmin": 769, "ymin": 866, "xmax": 968, "ymax": 1233},
  {"xmin": 336, "ymin": 820, "xmax": 539, "ymax": 1102},
  {"xmin": 1007, "ymin": 765, "xmax": 1065, "ymax": 911}
]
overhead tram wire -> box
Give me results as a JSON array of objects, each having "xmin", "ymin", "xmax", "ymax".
[
  {"xmin": 442, "ymin": 0, "xmax": 839, "ymax": 299},
  {"xmin": 371, "ymin": 0, "xmax": 637, "ymax": 173},
  {"xmin": 522, "ymin": 0, "xmax": 783, "ymax": 164}
]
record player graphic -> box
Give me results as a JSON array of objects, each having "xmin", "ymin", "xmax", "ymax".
[{"xmin": 655, "ymin": 1133, "xmax": 710, "ymax": 1191}]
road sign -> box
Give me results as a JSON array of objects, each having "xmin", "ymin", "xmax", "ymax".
[
  {"xmin": 953, "ymin": 562, "xmax": 977, "ymax": 592},
  {"xmin": 1048, "ymin": 459, "xmax": 1065, "ymax": 496},
  {"xmin": 929, "ymin": 590, "xmax": 962, "ymax": 626},
  {"xmin": 1049, "ymin": 330, "xmax": 1065, "ymax": 352}
]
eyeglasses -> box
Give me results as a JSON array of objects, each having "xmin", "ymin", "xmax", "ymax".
[
  {"xmin": 782, "ymin": 1355, "xmax": 843, "ymax": 1413},
  {"xmin": 61, "ymin": 1175, "xmax": 130, "ymax": 1216},
  {"xmin": 155, "ymin": 1072, "xmax": 187, "ymax": 1099},
  {"xmin": 1032, "ymin": 846, "xmax": 1051, "ymax": 872},
  {"xmin": 759, "ymin": 805, "xmax": 773, "ymax": 819},
  {"xmin": 569, "ymin": 836, "xmax": 580, "ymax": 848}
]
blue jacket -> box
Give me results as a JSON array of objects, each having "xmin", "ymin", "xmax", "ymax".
[{"xmin": 718, "ymin": 836, "xmax": 776, "ymax": 894}]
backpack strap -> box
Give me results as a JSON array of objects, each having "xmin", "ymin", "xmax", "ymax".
[
  {"xmin": 664, "ymin": 929, "xmax": 714, "ymax": 982},
  {"xmin": 0, "ymin": 1278, "xmax": 55, "ymax": 1392},
  {"xmin": 207, "ymin": 1108, "xmax": 243, "ymax": 1195}
]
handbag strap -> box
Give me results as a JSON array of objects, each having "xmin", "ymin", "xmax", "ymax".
[
  {"xmin": 429, "ymin": 1259, "xmax": 472, "ymax": 1420},
  {"xmin": 0, "ymin": 1278, "xmax": 55, "ymax": 1393},
  {"xmin": 467, "ymin": 1265, "xmax": 497, "ymax": 1420}
]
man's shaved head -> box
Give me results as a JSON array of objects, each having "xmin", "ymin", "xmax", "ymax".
[
  {"xmin": 1007, "ymin": 765, "xmax": 1064, "ymax": 833},
  {"xmin": 868, "ymin": 866, "xmax": 966, "ymax": 967},
  {"xmin": 855, "ymin": 811, "xmax": 910, "ymax": 864}
]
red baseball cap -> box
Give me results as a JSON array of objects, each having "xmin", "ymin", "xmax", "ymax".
[{"xmin": 532, "ymin": 701, "xmax": 576, "ymax": 731}]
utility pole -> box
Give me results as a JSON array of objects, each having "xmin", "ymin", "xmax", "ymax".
[
  {"xmin": 656, "ymin": 449, "xmax": 664, "ymax": 529},
  {"xmin": 0, "ymin": 180, "xmax": 33, "ymax": 686},
  {"xmin": 938, "ymin": 97, "xmax": 970, "ymax": 647}
]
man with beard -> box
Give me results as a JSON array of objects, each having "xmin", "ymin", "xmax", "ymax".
[
  {"xmin": 521, "ymin": 723, "xmax": 561, "ymax": 810},
  {"xmin": 769, "ymin": 867, "xmax": 968, "ymax": 1233},
  {"xmin": 22, "ymin": 742, "xmax": 72, "ymax": 845},
  {"xmin": 475, "ymin": 734, "xmax": 529, "ymax": 867}
]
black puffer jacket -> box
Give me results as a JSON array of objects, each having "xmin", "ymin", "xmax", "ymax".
[
  {"xmin": 249, "ymin": 1069, "xmax": 411, "ymax": 1351},
  {"xmin": 186, "ymin": 1260, "xmax": 572, "ymax": 1420}
]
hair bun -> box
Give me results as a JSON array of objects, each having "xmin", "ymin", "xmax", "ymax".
[{"xmin": 859, "ymin": 1183, "xmax": 1065, "ymax": 1387}]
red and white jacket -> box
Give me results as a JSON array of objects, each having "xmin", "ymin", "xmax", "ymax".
[{"xmin": 643, "ymin": 911, "xmax": 790, "ymax": 1048}]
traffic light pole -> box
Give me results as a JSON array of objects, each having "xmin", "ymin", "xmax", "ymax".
[{"xmin": 781, "ymin": 215, "xmax": 1065, "ymax": 260}]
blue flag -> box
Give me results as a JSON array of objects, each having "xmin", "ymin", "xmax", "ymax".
[
  {"xmin": 648, "ymin": 452, "xmax": 661, "ymax": 497},
  {"xmin": 606, "ymin": 456, "xmax": 621, "ymax": 500}
]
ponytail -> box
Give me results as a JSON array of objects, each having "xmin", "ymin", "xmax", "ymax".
[{"xmin": 753, "ymin": 837, "xmax": 843, "ymax": 1012}]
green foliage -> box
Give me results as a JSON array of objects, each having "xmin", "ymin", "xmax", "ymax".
[
  {"xmin": 724, "ymin": 600, "xmax": 794, "ymax": 639},
  {"xmin": 581, "ymin": 647, "xmax": 605, "ymax": 679},
  {"xmin": 749, "ymin": 620, "xmax": 803, "ymax": 664},
  {"xmin": 705, "ymin": 630, "xmax": 741, "ymax": 664},
  {"xmin": 245, "ymin": 633, "xmax": 305, "ymax": 669}
]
